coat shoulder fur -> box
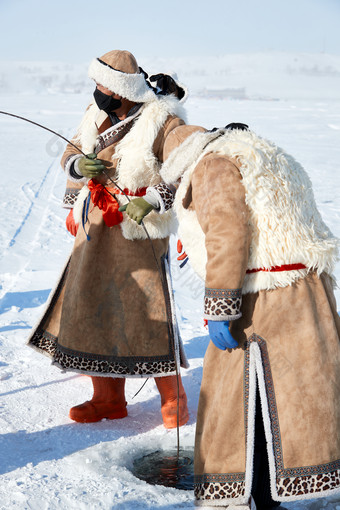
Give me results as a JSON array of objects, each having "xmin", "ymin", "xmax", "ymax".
[{"xmin": 162, "ymin": 129, "xmax": 339, "ymax": 292}]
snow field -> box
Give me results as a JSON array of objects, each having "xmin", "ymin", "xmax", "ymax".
[{"xmin": 0, "ymin": 55, "xmax": 340, "ymax": 508}]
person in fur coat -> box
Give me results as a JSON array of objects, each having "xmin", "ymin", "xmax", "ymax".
[
  {"xmin": 28, "ymin": 50, "xmax": 190, "ymax": 429},
  {"xmin": 127, "ymin": 123, "xmax": 340, "ymax": 508}
]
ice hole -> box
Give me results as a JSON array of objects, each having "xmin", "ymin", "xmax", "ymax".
[{"xmin": 131, "ymin": 447, "xmax": 194, "ymax": 490}]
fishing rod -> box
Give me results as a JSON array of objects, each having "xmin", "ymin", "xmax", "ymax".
[
  {"xmin": 0, "ymin": 111, "xmax": 88, "ymax": 157},
  {"xmin": 0, "ymin": 109, "xmax": 182, "ymax": 456}
]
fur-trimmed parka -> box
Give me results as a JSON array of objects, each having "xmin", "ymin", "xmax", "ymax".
[
  {"xmin": 161, "ymin": 125, "xmax": 340, "ymax": 506},
  {"xmin": 28, "ymin": 94, "xmax": 189, "ymax": 378}
]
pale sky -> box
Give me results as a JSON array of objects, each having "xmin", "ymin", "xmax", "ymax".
[{"xmin": 1, "ymin": 0, "xmax": 340, "ymax": 62}]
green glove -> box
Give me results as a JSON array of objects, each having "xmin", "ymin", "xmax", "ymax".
[
  {"xmin": 119, "ymin": 197, "xmax": 155, "ymax": 225},
  {"xmin": 77, "ymin": 153, "xmax": 105, "ymax": 178}
]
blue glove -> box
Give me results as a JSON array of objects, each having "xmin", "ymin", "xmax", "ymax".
[{"xmin": 208, "ymin": 320, "xmax": 238, "ymax": 350}]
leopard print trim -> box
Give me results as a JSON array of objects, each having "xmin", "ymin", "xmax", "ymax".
[
  {"xmin": 29, "ymin": 329, "xmax": 177, "ymax": 377},
  {"xmin": 277, "ymin": 469, "xmax": 340, "ymax": 498},
  {"xmin": 63, "ymin": 188, "xmax": 81, "ymax": 209},
  {"xmin": 30, "ymin": 329, "xmax": 57, "ymax": 357},
  {"xmin": 194, "ymin": 476, "xmax": 245, "ymax": 501},
  {"xmin": 95, "ymin": 117, "xmax": 137, "ymax": 153},
  {"xmin": 54, "ymin": 348, "xmax": 177, "ymax": 376},
  {"xmin": 146, "ymin": 183, "xmax": 175, "ymax": 214},
  {"xmin": 204, "ymin": 288, "xmax": 242, "ymax": 320}
]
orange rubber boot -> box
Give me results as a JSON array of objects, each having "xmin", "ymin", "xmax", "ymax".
[
  {"xmin": 155, "ymin": 375, "xmax": 189, "ymax": 429},
  {"xmin": 69, "ymin": 376, "xmax": 127, "ymax": 423}
]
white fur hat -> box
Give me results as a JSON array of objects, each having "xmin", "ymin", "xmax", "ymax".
[{"xmin": 88, "ymin": 50, "xmax": 157, "ymax": 103}]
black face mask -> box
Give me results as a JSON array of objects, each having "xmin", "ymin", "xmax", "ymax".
[{"xmin": 93, "ymin": 88, "xmax": 122, "ymax": 113}]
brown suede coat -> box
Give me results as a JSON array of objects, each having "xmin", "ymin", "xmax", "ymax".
[
  {"xmin": 188, "ymin": 154, "xmax": 340, "ymax": 505},
  {"xmin": 28, "ymin": 109, "xmax": 187, "ymax": 378}
]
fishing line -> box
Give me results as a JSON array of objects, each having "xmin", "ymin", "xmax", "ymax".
[
  {"xmin": 131, "ymin": 378, "xmax": 149, "ymax": 399},
  {"xmin": 102, "ymin": 169, "xmax": 181, "ymax": 455}
]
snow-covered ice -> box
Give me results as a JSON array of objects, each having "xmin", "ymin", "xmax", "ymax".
[{"xmin": 0, "ymin": 53, "xmax": 339, "ymax": 509}]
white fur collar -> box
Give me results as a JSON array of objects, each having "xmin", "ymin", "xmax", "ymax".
[
  {"xmin": 73, "ymin": 95, "xmax": 187, "ymax": 191},
  {"xmin": 73, "ymin": 95, "xmax": 186, "ymax": 241},
  {"xmin": 114, "ymin": 95, "xmax": 187, "ymax": 191},
  {"xmin": 161, "ymin": 129, "xmax": 224, "ymax": 184}
]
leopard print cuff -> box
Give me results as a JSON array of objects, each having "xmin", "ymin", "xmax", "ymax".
[
  {"xmin": 145, "ymin": 183, "xmax": 175, "ymax": 214},
  {"xmin": 204, "ymin": 288, "xmax": 242, "ymax": 320},
  {"xmin": 62, "ymin": 188, "xmax": 81, "ymax": 209}
]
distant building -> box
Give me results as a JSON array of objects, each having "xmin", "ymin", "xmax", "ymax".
[{"xmin": 200, "ymin": 87, "xmax": 247, "ymax": 99}]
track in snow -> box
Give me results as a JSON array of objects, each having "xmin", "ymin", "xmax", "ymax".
[{"xmin": 0, "ymin": 153, "xmax": 71, "ymax": 304}]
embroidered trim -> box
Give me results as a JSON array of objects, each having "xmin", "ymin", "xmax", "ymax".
[
  {"xmin": 95, "ymin": 115, "xmax": 138, "ymax": 153},
  {"xmin": 205, "ymin": 288, "xmax": 242, "ymax": 299},
  {"xmin": 247, "ymin": 334, "xmax": 340, "ymax": 498},
  {"xmin": 244, "ymin": 343, "xmax": 251, "ymax": 441},
  {"xmin": 195, "ymin": 473, "xmax": 245, "ymax": 483},
  {"xmin": 283, "ymin": 462, "xmax": 340, "ymax": 478},
  {"xmin": 194, "ymin": 334, "xmax": 340, "ymax": 504},
  {"xmin": 63, "ymin": 188, "xmax": 81, "ymax": 208},
  {"xmin": 204, "ymin": 288, "xmax": 242, "ymax": 320}
]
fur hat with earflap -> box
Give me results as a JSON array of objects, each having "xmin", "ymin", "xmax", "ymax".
[{"xmin": 88, "ymin": 49, "xmax": 157, "ymax": 103}]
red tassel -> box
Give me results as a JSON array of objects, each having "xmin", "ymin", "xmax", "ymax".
[
  {"xmin": 88, "ymin": 180, "xmax": 147, "ymax": 228},
  {"xmin": 88, "ymin": 180, "xmax": 123, "ymax": 227}
]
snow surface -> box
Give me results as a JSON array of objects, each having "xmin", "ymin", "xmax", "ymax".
[{"xmin": 0, "ymin": 53, "xmax": 340, "ymax": 509}]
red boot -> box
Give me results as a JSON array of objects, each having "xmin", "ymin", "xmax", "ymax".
[
  {"xmin": 155, "ymin": 375, "xmax": 189, "ymax": 429},
  {"xmin": 69, "ymin": 376, "xmax": 127, "ymax": 423}
]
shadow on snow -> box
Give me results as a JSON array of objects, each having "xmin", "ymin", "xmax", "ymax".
[{"xmin": 0, "ymin": 289, "xmax": 51, "ymax": 314}]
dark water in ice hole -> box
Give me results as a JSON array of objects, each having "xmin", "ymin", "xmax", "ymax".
[{"xmin": 132, "ymin": 448, "xmax": 194, "ymax": 490}]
